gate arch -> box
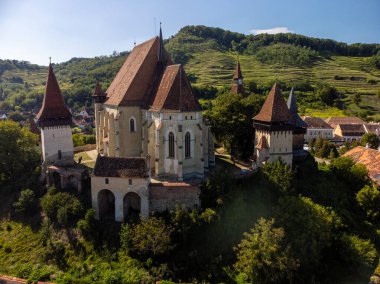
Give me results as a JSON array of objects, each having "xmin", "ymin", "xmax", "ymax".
[
  {"xmin": 98, "ymin": 189, "xmax": 115, "ymax": 220},
  {"xmin": 123, "ymin": 192, "xmax": 141, "ymax": 220}
]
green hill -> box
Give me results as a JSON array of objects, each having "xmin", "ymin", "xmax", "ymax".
[{"xmin": 0, "ymin": 25, "xmax": 379, "ymax": 120}]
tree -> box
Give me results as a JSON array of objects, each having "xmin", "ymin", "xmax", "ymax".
[
  {"xmin": 316, "ymin": 84, "xmax": 338, "ymax": 106},
  {"xmin": 261, "ymin": 160, "xmax": 294, "ymax": 193},
  {"xmin": 361, "ymin": 133, "xmax": 380, "ymax": 149},
  {"xmin": 205, "ymin": 92, "xmax": 264, "ymax": 158},
  {"xmin": 0, "ymin": 121, "xmax": 40, "ymax": 192},
  {"xmin": 122, "ymin": 217, "xmax": 174, "ymax": 257},
  {"xmin": 274, "ymin": 196, "xmax": 342, "ymax": 278},
  {"xmin": 40, "ymin": 187, "xmax": 84, "ymax": 227},
  {"xmin": 356, "ymin": 185, "xmax": 380, "ymax": 222},
  {"xmin": 234, "ymin": 218, "xmax": 298, "ymax": 283},
  {"xmin": 13, "ymin": 188, "xmax": 35, "ymax": 214}
]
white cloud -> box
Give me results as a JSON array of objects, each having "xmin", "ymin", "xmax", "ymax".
[{"xmin": 250, "ymin": 27, "xmax": 294, "ymax": 35}]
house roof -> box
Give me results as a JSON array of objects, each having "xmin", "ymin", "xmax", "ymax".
[
  {"xmin": 338, "ymin": 124, "xmax": 365, "ymax": 136},
  {"xmin": 36, "ymin": 64, "xmax": 72, "ymax": 127},
  {"xmin": 150, "ymin": 64, "xmax": 201, "ymax": 112},
  {"xmin": 302, "ymin": 116, "xmax": 333, "ymax": 129},
  {"xmin": 253, "ymin": 83, "xmax": 291, "ymax": 123},
  {"xmin": 105, "ymin": 36, "xmax": 172, "ymax": 107},
  {"xmin": 256, "ymin": 136, "xmax": 269, "ymax": 149},
  {"xmin": 93, "ymin": 156, "xmax": 147, "ymax": 178},
  {"xmin": 325, "ymin": 116, "xmax": 365, "ymax": 126},
  {"xmin": 287, "ymin": 88, "xmax": 307, "ymax": 129},
  {"xmin": 343, "ymin": 146, "xmax": 380, "ymax": 185}
]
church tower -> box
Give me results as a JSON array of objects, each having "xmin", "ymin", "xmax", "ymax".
[
  {"xmin": 36, "ymin": 63, "xmax": 74, "ymax": 167},
  {"xmin": 231, "ymin": 60, "xmax": 244, "ymax": 95},
  {"xmin": 253, "ymin": 83, "xmax": 293, "ymax": 167}
]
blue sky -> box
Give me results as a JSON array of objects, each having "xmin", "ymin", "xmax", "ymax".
[{"xmin": 0, "ymin": 0, "xmax": 379, "ymax": 65}]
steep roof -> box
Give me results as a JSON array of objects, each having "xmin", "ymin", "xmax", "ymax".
[
  {"xmin": 93, "ymin": 156, "xmax": 147, "ymax": 178},
  {"xmin": 36, "ymin": 64, "xmax": 72, "ymax": 127},
  {"xmin": 364, "ymin": 124, "xmax": 380, "ymax": 135},
  {"xmin": 302, "ymin": 116, "xmax": 333, "ymax": 129},
  {"xmin": 287, "ymin": 88, "xmax": 307, "ymax": 129},
  {"xmin": 105, "ymin": 36, "xmax": 172, "ymax": 107},
  {"xmin": 150, "ymin": 64, "xmax": 201, "ymax": 112},
  {"xmin": 92, "ymin": 82, "xmax": 105, "ymax": 97},
  {"xmin": 253, "ymin": 83, "xmax": 291, "ymax": 123},
  {"xmin": 233, "ymin": 61, "xmax": 243, "ymax": 80}
]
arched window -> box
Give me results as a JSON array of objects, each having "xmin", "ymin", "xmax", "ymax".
[
  {"xmin": 130, "ymin": 118, "xmax": 135, "ymax": 132},
  {"xmin": 168, "ymin": 132, "xmax": 175, "ymax": 158},
  {"xmin": 185, "ymin": 132, "xmax": 191, "ymax": 158}
]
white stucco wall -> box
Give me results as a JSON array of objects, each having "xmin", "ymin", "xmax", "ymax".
[
  {"xmin": 91, "ymin": 176, "xmax": 150, "ymax": 221},
  {"xmin": 41, "ymin": 125, "xmax": 74, "ymax": 166}
]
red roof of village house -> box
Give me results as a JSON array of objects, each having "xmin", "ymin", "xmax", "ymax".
[
  {"xmin": 343, "ymin": 146, "xmax": 380, "ymax": 185},
  {"xmin": 253, "ymin": 83, "xmax": 291, "ymax": 123},
  {"xmin": 36, "ymin": 64, "xmax": 72, "ymax": 127},
  {"xmin": 150, "ymin": 64, "xmax": 201, "ymax": 112}
]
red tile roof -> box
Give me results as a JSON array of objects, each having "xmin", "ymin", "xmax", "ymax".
[
  {"xmin": 150, "ymin": 64, "xmax": 201, "ymax": 112},
  {"xmin": 36, "ymin": 64, "xmax": 72, "ymax": 127},
  {"xmin": 343, "ymin": 146, "xmax": 380, "ymax": 185},
  {"xmin": 105, "ymin": 36, "xmax": 172, "ymax": 107},
  {"xmin": 253, "ymin": 83, "xmax": 291, "ymax": 123},
  {"xmin": 93, "ymin": 156, "xmax": 147, "ymax": 178}
]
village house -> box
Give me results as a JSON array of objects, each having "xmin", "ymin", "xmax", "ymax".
[{"xmin": 303, "ymin": 116, "xmax": 334, "ymax": 143}]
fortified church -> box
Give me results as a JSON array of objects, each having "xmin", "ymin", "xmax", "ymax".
[{"xmin": 35, "ymin": 27, "xmax": 306, "ymax": 222}]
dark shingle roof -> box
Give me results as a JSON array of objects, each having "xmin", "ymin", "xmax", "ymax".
[
  {"xmin": 253, "ymin": 83, "xmax": 291, "ymax": 123},
  {"xmin": 338, "ymin": 124, "xmax": 365, "ymax": 136},
  {"xmin": 93, "ymin": 156, "xmax": 147, "ymax": 178},
  {"xmin": 325, "ymin": 117, "xmax": 365, "ymax": 126},
  {"xmin": 36, "ymin": 64, "xmax": 72, "ymax": 127}
]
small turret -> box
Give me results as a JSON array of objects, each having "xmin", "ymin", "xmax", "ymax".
[
  {"xmin": 231, "ymin": 60, "xmax": 244, "ymax": 95},
  {"xmin": 92, "ymin": 82, "xmax": 106, "ymax": 104}
]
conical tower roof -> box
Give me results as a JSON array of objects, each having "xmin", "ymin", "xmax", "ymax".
[
  {"xmin": 287, "ymin": 88, "xmax": 307, "ymax": 128},
  {"xmin": 36, "ymin": 64, "xmax": 72, "ymax": 127},
  {"xmin": 233, "ymin": 61, "xmax": 243, "ymax": 80},
  {"xmin": 92, "ymin": 81, "xmax": 105, "ymax": 97},
  {"xmin": 253, "ymin": 83, "xmax": 291, "ymax": 123}
]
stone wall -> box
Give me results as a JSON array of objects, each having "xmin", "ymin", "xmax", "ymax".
[{"xmin": 149, "ymin": 183, "xmax": 200, "ymax": 213}]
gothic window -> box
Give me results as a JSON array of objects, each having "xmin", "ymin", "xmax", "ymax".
[
  {"xmin": 130, "ymin": 118, "xmax": 135, "ymax": 132},
  {"xmin": 185, "ymin": 132, "xmax": 191, "ymax": 158},
  {"xmin": 168, "ymin": 132, "xmax": 175, "ymax": 158}
]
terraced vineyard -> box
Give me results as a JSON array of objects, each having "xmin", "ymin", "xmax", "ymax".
[{"xmin": 1, "ymin": 25, "xmax": 379, "ymax": 120}]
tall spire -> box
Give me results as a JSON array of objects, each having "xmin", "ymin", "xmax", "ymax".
[
  {"xmin": 158, "ymin": 22, "xmax": 165, "ymax": 63},
  {"xmin": 287, "ymin": 87, "xmax": 297, "ymax": 114},
  {"xmin": 231, "ymin": 59, "xmax": 244, "ymax": 94},
  {"xmin": 36, "ymin": 62, "xmax": 72, "ymax": 127}
]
